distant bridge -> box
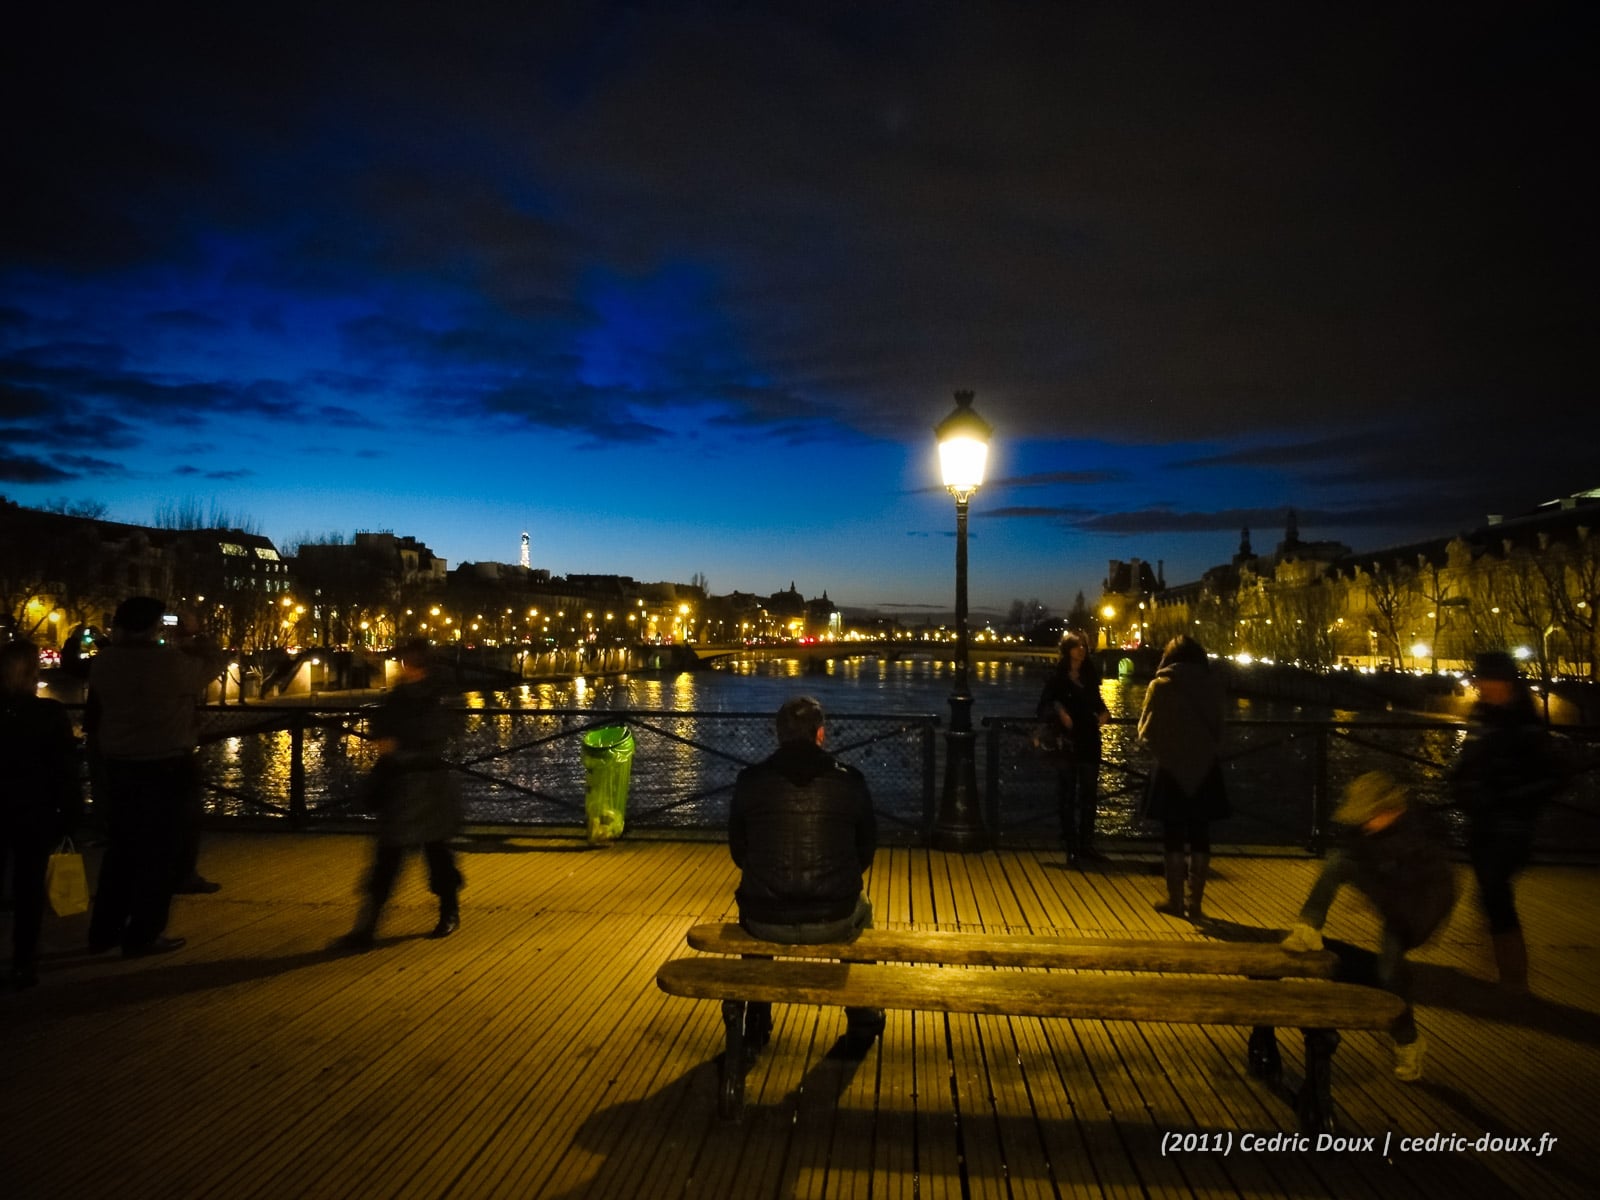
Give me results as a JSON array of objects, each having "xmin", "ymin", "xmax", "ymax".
[{"xmin": 682, "ymin": 641, "xmax": 1164, "ymax": 679}]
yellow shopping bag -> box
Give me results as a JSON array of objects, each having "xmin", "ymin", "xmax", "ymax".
[{"xmin": 46, "ymin": 838, "xmax": 90, "ymax": 917}]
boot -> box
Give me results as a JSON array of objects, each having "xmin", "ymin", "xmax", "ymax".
[
  {"xmin": 1491, "ymin": 930, "xmax": 1529, "ymax": 992},
  {"xmin": 1154, "ymin": 852, "xmax": 1186, "ymax": 917},
  {"xmin": 1077, "ymin": 802, "xmax": 1103, "ymax": 863},
  {"xmin": 1187, "ymin": 853, "xmax": 1210, "ymax": 921},
  {"xmin": 744, "ymin": 1001, "xmax": 773, "ymax": 1053},
  {"xmin": 1060, "ymin": 798, "xmax": 1080, "ymax": 866},
  {"xmin": 430, "ymin": 894, "xmax": 460, "ymax": 939}
]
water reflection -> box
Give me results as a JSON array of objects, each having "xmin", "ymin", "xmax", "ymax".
[{"xmin": 190, "ymin": 656, "xmax": 1598, "ymax": 852}]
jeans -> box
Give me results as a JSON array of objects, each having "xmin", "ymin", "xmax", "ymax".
[
  {"xmin": 1055, "ymin": 761, "xmax": 1101, "ymax": 855},
  {"xmin": 741, "ymin": 896, "xmax": 880, "ymax": 1033}
]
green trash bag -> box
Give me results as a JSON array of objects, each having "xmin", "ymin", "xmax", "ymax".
[{"xmin": 581, "ymin": 725, "xmax": 635, "ymax": 845}]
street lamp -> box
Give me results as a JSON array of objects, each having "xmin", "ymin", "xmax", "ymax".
[{"xmin": 933, "ymin": 389, "xmax": 991, "ymax": 852}]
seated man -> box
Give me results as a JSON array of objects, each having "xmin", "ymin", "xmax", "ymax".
[{"xmin": 729, "ymin": 695, "xmax": 883, "ymax": 1052}]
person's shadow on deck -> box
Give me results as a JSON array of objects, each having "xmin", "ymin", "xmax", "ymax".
[
  {"xmin": 539, "ymin": 1036, "xmax": 1537, "ymax": 1200},
  {"xmin": 8, "ymin": 946, "xmax": 351, "ymax": 1022}
]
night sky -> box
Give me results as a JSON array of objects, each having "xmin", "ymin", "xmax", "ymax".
[{"xmin": 3, "ymin": 2, "xmax": 1592, "ymax": 618}]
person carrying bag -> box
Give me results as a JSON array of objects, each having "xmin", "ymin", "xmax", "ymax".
[
  {"xmin": 47, "ymin": 837, "xmax": 91, "ymax": 917},
  {"xmin": 2, "ymin": 641, "xmax": 84, "ymax": 988}
]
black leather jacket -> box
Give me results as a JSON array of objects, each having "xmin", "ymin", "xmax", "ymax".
[{"xmin": 730, "ymin": 740, "xmax": 875, "ymax": 924}]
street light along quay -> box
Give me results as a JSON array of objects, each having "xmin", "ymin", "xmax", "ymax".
[{"xmin": 933, "ymin": 389, "xmax": 992, "ymax": 852}]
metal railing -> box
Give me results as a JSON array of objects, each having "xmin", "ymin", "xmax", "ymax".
[
  {"xmin": 167, "ymin": 705, "xmax": 1600, "ymax": 853},
  {"xmin": 983, "ymin": 716, "xmax": 1600, "ymax": 856},
  {"xmin": 189, "ymin": 706, "xmax": 940, "ymax": 839}
]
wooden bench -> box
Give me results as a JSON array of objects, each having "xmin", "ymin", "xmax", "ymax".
[{"xmin": 657, "ymin": 924, "xmax": 1403, "ymax": 1132}]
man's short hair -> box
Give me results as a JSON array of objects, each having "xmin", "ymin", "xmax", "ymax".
[
  {"xmin": 112, "ymin": 595, "xmax": 166, "ymax": 635},
  {"xmin": 775, "ymin": 695, "xmax": 825, "ymax": 745},
  {"xmin": 396, "ymin": 637, "xmax": 433, "ymax": 669}
]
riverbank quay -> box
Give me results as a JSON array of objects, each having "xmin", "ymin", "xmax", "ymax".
[{"xmin": 5, "ymin": 836, "xmax": 1597, "ymax": 1199}]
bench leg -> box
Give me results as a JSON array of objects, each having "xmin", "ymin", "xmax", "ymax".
[
  {"xmin": 1247, "ymin": 1025, "xmax": 1282, "ymax": 1084},
  {"xmin": 719, "ymin": 1000, "xmax": 748, "ymax": 1120},
  {"xmin": 1295, "ymin": 1028, "xmax": 1341, "ymax": 1137}
]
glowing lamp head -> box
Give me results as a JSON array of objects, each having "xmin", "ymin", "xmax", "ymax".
[{"xmin": 935, "ymin": 389, "xmax": 992, "ymax": 501}]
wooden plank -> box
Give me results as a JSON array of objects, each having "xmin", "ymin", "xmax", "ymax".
[
  {"xmin": 685, "ymin": 922, "xmax": 1340, "ymax": 977},
  {"xmin": 8, "ymin": 834, "xmax": 1600, "ymax": 1200},
  {"xmin": 657, "ymin": 960, "xmax": 1405, "ymax": 1029}
]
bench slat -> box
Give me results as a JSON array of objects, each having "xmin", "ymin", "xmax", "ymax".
[
  {"xmin": 657, "ymin": 958, "xmax": 1402, "ymax": 1030},
  {"xmin": 685, "ymin": 923, "xmax": 1337, "ymax": 979}
]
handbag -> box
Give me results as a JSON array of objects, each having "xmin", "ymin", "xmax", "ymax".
[
  {"xmin": 1029, "ymin": 722, "xmax": 1075, "ymax": 766},
  {"xmin": 46, "ymin": 837, "xmax": 91, "ymax": 917}
]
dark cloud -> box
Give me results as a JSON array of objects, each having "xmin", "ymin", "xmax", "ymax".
[
  {"xmin": 54, "ymin": 454, "xmax": 125, "ymax": 475},
  {"xmin": 989, "ymin": 470, "xmax": 1128, "ymax": 488},
  {"xmin": 985, "ymin": 506, "xmax": 1098, "ymax": 521},
  {"xmin": 1074, "ymin": 502, "xmax": 1473, "ymax": 537},
  {"xmin": 1, "ymin": 2, "xmax": 1592, "ymax": 600},
  {"xmin": 0, "ymin": 453, "xmax": 75, "ymax": 484}
]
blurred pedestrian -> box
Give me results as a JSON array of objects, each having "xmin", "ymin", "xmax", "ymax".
[
  {"xmin": 1138, "ymin": 634, "xmax": 1229, "ymax": 920},
  {"xmin": 1, "ymin": 642, "xmax": 82, "ymax": 987},
  {"xmin": 1035, "ymin": 630, "xmax": 1110, "ymax": 865},
  {"xmin": 85, "ymin": 598, "xmax": 222, "ymax": 957},
  {"xmin": 1448, "ymin": 650, "xmax": 1566, "ymax": 991},
  {"xmin": 1282, "ymin": 771, "xmax": 1456, "ymax": 1081},
  {"xmin": 729, "ymin": 695, "xmax": 882, "ymax": 1053},
  {"xmin": 336, "ymin": 639, "xmax": 463, "ymax": 950}
]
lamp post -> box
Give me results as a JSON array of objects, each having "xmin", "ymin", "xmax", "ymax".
[{"xmin": 933, "ymin": 389, "xmax": 992, "ymax": 851}]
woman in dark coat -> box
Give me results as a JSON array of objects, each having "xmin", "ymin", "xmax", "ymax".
[
  {"xmin": 1, "ymin": 641, "xmax": 82, "ymax": 988},
  {"xmin": 1036, "ymin": 631, "xmax": 1110, "ymax": 865},
  {"xmin": 1448, "ymin": 651, "xmax": 1564, "ymax": 990},
  {"xmin": 336, "ymin": 639, "xmax": 462, "ymax": 950},
  {"xmin": 1137, "ymin": 635, "xmax": 1228, "ymax": 920}
]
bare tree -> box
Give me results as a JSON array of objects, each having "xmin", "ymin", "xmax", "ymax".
[
  {"xmin": 1365, "ymin": 557, "xmax": 1419, "ymax": 668},
  {"xmin": 1493, "ymin": 538, "xmax": 1561, "ymax": 683},
  {"xmin": 1549, "ymin": 526, "xmax": 1600, "ymax": 680},
  {"xmin": 154, "ymin": 498, "xmax": 259, "ymax": 532}
]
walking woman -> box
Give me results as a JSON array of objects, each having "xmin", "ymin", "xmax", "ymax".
[
  {"xmin": 1449, "ymin": 651, "xmax": 1565, "ymax": 991},
  {"xmin": 1036, "ymin": 631, "xmax": 1110, "ymax": 865},
  {"xmin": 1, "ymin": 642, "xmax": 82, "ymax": 988},
  {"xmin": 336, "ymin": 639, "xmax": 463, "ymax": 950},
  {"xmin": 1138, "ymin": 635, "xmax": 1228, "ymax": 920}
]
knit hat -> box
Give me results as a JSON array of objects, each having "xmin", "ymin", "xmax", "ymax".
[
  {"xmin": 1472, "ymin": 651, "xmax": 1519, "ymax": 682},
  {"xmin": 112, "ymin": 596, "xmax": 166, "ymax": 633},
  {"xmin": 1332, "ymin": 770, "xmax": 1409, "ymax": 826}
]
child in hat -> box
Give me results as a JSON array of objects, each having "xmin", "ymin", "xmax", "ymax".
[{"xmin": 1282, "ymin": 770, "xmax": 1457, "ymax": 1081}]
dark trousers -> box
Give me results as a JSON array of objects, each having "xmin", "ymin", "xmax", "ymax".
[
  {"xmin": 364, "ymin": 840, "xmax": 461, "ymax": 909},
  {"xmin": 89, "ymin": 755, "xmax": 195, "ymax": 948},
  {"xmin": 1468, "ymin": 833, "xmax": 1530, "ymax": 934},
  {"xmin": 741, "ymin": 896, "xmax": 880, "ymax": 1034},
  {"xmin": 175, "ymin": 781, "xmax": 208, "ymax": 884},
  {"xmin": 2, "ymin": 820, "xmax": 52, "ymax": 969},
  {"xmin": 1161, "ymin": 817, "xmax": 1212, "ymax": 854},
  {"xmin": 1055, "ymin": 760, "xmax": 1102, "ymax": 854},
  {"xmin": 1325, "ymin": 936, "xmax": 1418, "ymax": 1045}
]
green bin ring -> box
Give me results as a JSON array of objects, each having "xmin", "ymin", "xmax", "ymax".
[{"xmin": 581, "ymin": 724, "xmax": 635, "ymax": 757}]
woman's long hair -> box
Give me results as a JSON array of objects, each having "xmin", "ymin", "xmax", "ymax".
[
  {"xmin": 1157, "ymin": 634, "xmax": 1208, "ymax": 670},
  {"xmin": 0, "ymin": 640, "xmax": 39, "ymax": 696},
  {"xmin": 1055, "ymin": 630, "xmax": 1099, "ymax": 682}
]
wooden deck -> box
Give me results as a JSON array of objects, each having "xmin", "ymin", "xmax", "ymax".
[{"xmin": 5, "ymin": 835, "xmax": 1598, "ymax": 1199}]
